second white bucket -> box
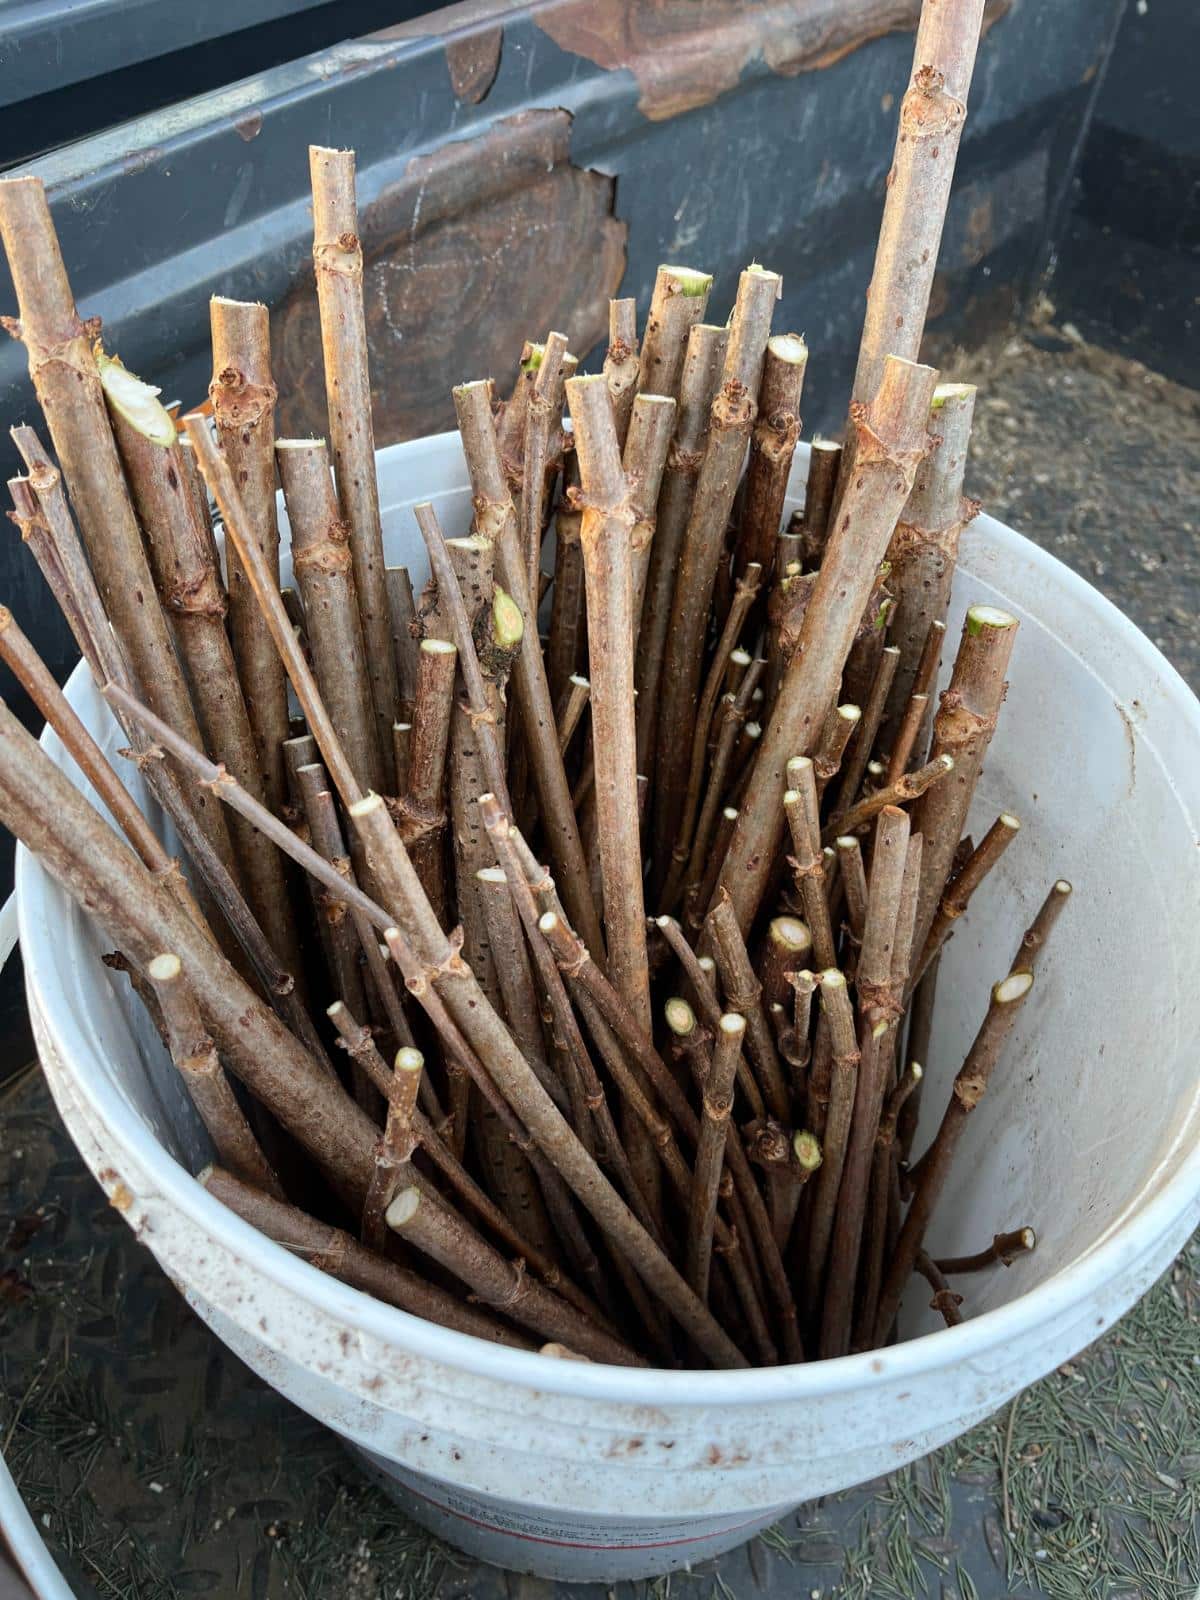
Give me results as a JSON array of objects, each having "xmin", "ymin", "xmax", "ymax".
[{"xmin": 15, "ymin": 436, "xmax": 1200, "ymax": 1583}]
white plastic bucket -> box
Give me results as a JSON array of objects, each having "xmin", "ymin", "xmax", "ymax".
[{"xmin": 10, "ymin": 435, "xmax": 1200, "ymax": 1584}]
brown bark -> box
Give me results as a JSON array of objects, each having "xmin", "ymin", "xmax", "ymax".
[
  {"xmin": 936, "ymin": 1226, "xmax": 1036, "ymax": 1276},
  {"xmin": 385, "ymin": 565, "xmax": 420, "ymax": 721},
  {"xmin": 911, "ymin": 809, "xmax": 1021, "ymax": 990},
  {"xmin": 663, "ymin": 563, "xmax": 762, "ymax": 909},
  {"xmin": 828, "ymin": 752, "xmax": 954, "ymax": 841},
  {"xmin": 714, "ymin": 356, "xmax": 938, "ymax": 931},
  {"xmin": 0, "ymin": 696, "xmax": 377, "ymax": 1196},
  {"xmin": 547, "ymin": 448, "xmax": 587, "ymax": 706},
  {"xmin": 813, "ymin": 702, "xmax": 862, "ymax": 799},
  {"xmin": 803, "ymin": 970, "xmax": 862, "ymax": 1310},
  {"xmin": 759, "ymin": 916, "xmax": 814, "ymax": 1013},
  {"xmin": 0, "ymin": 605, "xmax": 197, "ymax": 924},
  {"xmin": 536, "ymin": 904, "xmax": 795, "ymax": 1363},
  {"xmin": 818, "ymin": 807, "xmax": 912, "ymax": 1357},
  {"xmin": 602, "ymin": 297, "xmax": 640, "ymax": 449},
  {"xmin": 911, "ymin": 604, "xmax": 1018, "ymax": 956},
  {"xmin": 705, "ymin": 891, "xmax": 790, "ymax": 1124},
  {"xmin": 112, "ymin": 410, "xmax": 300, "ymax": 974},
  {"xmin": 885, "ymin": 615, "xmax": 946, "ymax": 781},
  {"xmin": 386, "ymin": 1183, "xmax": 642, "ymax": 1366},
  {"xmin": 452, "ymin": 380, "xmax": 604, "ymax": 960},
  {"xmin": 309, "ymin": 146, "xmax": 399, "ymax": 786},
  {"xmin": 880, "ymin": 384, "xmax": 979, "ymax": 752},
  {"xmin": 636, "ymin": 265, "xmax": 712, "ymax": 402},
  {"xmin": 397, "ymin": 638, "xmax": 457, "ymax": 917},
  {"xmin": 799, "ymin": 440, "xmax": 842, "ymax": 569},
  {"xmin": 148, "ymin": 952, "xmax": 283, "ymax": 1197},
  {"xmin": 874, "ymin": 964, "xmax": 1036, "ymax": 1345},
  {"xmin": 565, "ymin": 375, "xmax": 650, "ymax": 1029},
  {"xmin": 833, "ymin": 645, "xmax": 901, "ymax": 822},
  {"xmin": 851, "ymin": 0, "xmax": 988, "ymax": 403},
  {"xmin": 678, "ymin": 659, "xmax": 766, "ymax": 919},
  {"xmin": 0, "ymin": 181, "xmax": 234, "ymax": 877},
  {"xmin": 209, "ymin": 296, "xmax": 292, "ymax": 813},
  {"xmin": 635, "ymin": 322, "xmax": 728, "ymax": 774},
  {"xmin": 653, "ymin": 268, "xmax": 780, "ymax": 877},
  {"xmin": 854, "ymin": 1058, "xmax": 923, "ymax": 1351},
  {"xmin": 783, "ymin": 757, "xmax": 837, "ymax": 971},
  {"xmin": 687, "ymin": 1012, "xmax": 745, "ymax": 1300},
  {"xmin": 624, "ymin": 393, "xmax": 677, "ymax": 629},
  {"xmin": 734, "ymin": 333, "xmax": 808, "ymax": 581},
  {"xmin": 520, "ymin": 331, "xmax": 569, "ymax": 595},
  {"xmin": 276, "ymin": 438, "xmax": 385, "ymax": 794}
]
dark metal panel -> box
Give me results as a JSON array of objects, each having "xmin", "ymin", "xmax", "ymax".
[
  {"xmin": 0, "ymin": 0, "xmax": 336, "ymax": 108},
  {"xmin": 0, "ymin": 0, "xmax": 1126, "ymax": 694}
]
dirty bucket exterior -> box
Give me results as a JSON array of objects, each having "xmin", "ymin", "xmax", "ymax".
[{"xmin": 14, "ymin": 436, "xmax": 1200, "ymax": 1582}]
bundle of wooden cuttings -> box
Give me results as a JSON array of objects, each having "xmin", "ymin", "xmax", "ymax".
[{"xmin": 0, "ymin": 0, "xmax": 1067, "ymax": 1368}]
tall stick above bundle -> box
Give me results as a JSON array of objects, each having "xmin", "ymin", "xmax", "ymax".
[
  {"xmin": 309, "ymin": 145, "xmax": 399, "ymax": 791},
  {"xmin": 0, "ymin": 0, "xmax": 1075, "ymax": 1372}
]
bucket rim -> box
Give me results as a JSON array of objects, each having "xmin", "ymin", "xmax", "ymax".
[{"xmin": 18, "ymin": 464, "xmax": 1200, "ymax": 1405}]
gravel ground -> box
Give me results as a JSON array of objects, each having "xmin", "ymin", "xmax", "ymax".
[{"xmin": 2, "ymin": 323, "xmax": 1198, "ymax": 1600}]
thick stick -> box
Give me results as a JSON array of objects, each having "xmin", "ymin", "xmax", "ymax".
[
  {"xmin": 386, "ymin": 1183, "xmax": 642, "ymax": 1366},
  {"xmin": 184, "ymin": 417, "xmax": 363, "ymax": 809},
  {"xmin": 828, "ymin": 752, "xmax": 954, "ymax": 841},
  {"xmin": 705, "ymin": 891, "xmax": 790, "ymax": 1124},
  {"xmin": 832, "ymin": 644, "xmax": 901, "ymax": 822},
  {"xmin": 687, "ymin": 1013, "xmax": 745, "ymax": 1300},
  {"xmin": 209, "ymin": 296, "xmax": 292, "ymax": 813},
  {"xmin": 0, "ymin": 182, "xmax": 234, "ymax": 876},
  {"xmin": 397, "ymin": 638, "xmax": 456, "ymax": 914},
  {"xmin": 480, "ymin": 797, "xmax": 653, "ymax": 1228},
  {"xmin": 880, "ymin": 385, "xmax": 979, "ymax": 751},
  {"xmin": 603, "ymin": 298, "xmax": 640, "ymax": 449},
  {"xmin": 361, "ymin": 858, "xmax": 750, "ymax": 1364},
  {"xmin": 814, "ymin": 702, "xmax": 862, "ymax": 800},
  {"xmin": 0, "ymin": 697, "xmax": 377, "ymax": 1195},
  {"xmin": 714, "ymin": 356, "xmax": 938, "ymax": 931},
  {"xmin": 637, "ymin": 265, "xmax": 712, "ymax": 402},
  {"xmin": 678, "ymin": 659, "xmax": 767, "ymax": 918},
  {"xmin": 873, "ymin": 966, "xmax": 1035, "ymax": 1344},
  {"xmin": 936, "ymin": 1226, "xmax": 1036, "ymax": 1276},
  {"xmin": 819, "ymin": 808, "xmax": 912, "ymax": 1357},
  {"xmin": 635, "ymin": 323, "xmax": 728, "ymax": 773},
  {"xmin": 276, "ymin": 439, "xmax": 385, "ymax": 794},
  {"xmin": 0, "ymin": 605, "xmax": 197, "ymax": 921},
  {"xmin": 664, "ymin": 564, "xmax": 762, "ymax": 908},
  {"xmin": 537, "ymin": 904, "xmax": 794, "ymax": 1363},
  {"xmin": 476, "ymin": 867, "xmax": 568, "ymax": 1116},
  {"xmin": 653, "ymin": 267, "xmax": 780, "ymax": 876},
  {"xmin": 885, "ymin": 617, "xmax": 946, "ymax": 781},
  {"xmin": 566, "ymin": 376, "xmax": 650, "ymax": 1025},
  {"xmin": 547, "ymin": 448, "xmax": 587, "ymax": 706},
  {"xmin": 799, "ymin": 440, "xmax": 842, "ymax": 569},
  {"xmin": 309, "ymin": 146, "xmax": 399, "ymax": 786},
  {"xmin": 386, "ymin": 566, "xmax": 420, "ymax": 721},
  {"xmin": 148, "ymin": 952, "xmax": 283, "ymax": 1197},
  {"xmin": 851, "ymin": 0, "xmax": 988, "ymax": 403},
  {"xmin": 803, "ymin": 970, "xmax": 863, "ymax": 1309},
  {"xmin": 111, "ymin": 402, "xmax": 299, "ymax": 972},
  {"xmin": 521, "ymin": 331, "xmax": 569, "ymax": 595},
  {"xmin": 624, "ymin": 393, "xmax": 677, "ymax": 630},
  {"xmin": 452, "ymin": 381, "xmax": 603, "ymax": 959},
  {"xmin": 734, "ymin": 334, "xmax": 808, "ymax": 582},
  {"xmin": 911, "ymin": 810, "xmax": 1021, "ymax": 990},
  {"xmin": 202, "ymin": 1165, "xmax": 530, "ymax": 1347},
  {"xmin": 911, "ymin": 604, "xmax": 1018, "ymax": 955},
  {"xmin": 782, "ymin": 757, "xmax": 837, "ymax": 970}
]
